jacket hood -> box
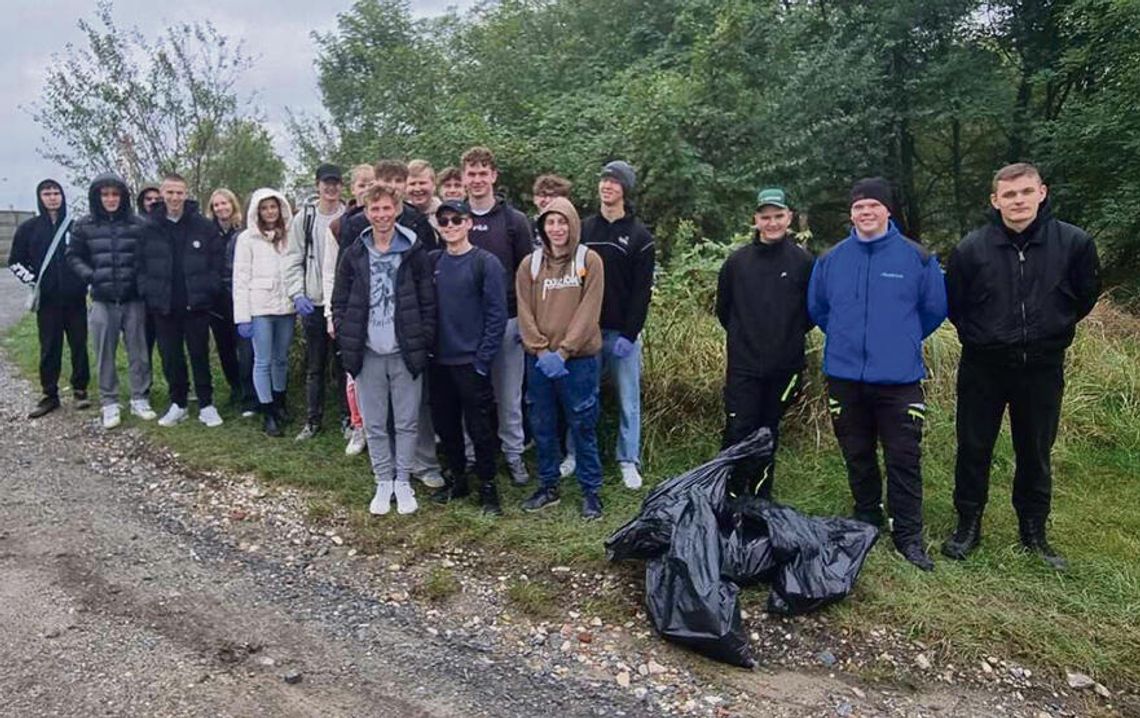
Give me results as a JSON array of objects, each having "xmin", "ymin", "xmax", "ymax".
[
  {"xmin": 88, "ymin": 173, "xmax": 133, "ymax": 222},
  {"xmin": 358, "ymin": 222, "xmax": 417, "ymax": 252},
  {"xmin": 148, "ymin": 198, "xmax": 204, "ymax": 222},
  {"xmin": 536, "ymin": 197, "xmax": 582, "ymax": 259},
  {"xmin": 35, "ymin": 179, "xmax": 67, "ymax": 218},
  {"xmin": 245, "ymin": 188, "xmax": 294, "ymax": 241},
  {"xmin": 135, "ymin": 183, "xmax": 160, "ymax": 213}
]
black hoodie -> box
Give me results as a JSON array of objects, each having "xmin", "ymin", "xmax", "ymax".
[
  {"xmin": 67, "ymin": 173, "xmax": 148, "ymax": 303},
  {"xmin": 8, "ymin": 179, "xmax": 87, "ymax": 306},
  {"xmin": 946, "ymin": 198, "xmax": 1101, "ymax": 365},
  {"xmin": 581, "ymin": 203, "xmax": 656, "ymax": 341}
]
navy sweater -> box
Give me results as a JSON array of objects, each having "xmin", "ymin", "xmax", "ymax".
[{"xmin": 432, "ymin": 246, "xmax": 507, "ymax": 373}]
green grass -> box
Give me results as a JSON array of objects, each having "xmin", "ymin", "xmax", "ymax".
[{"xmin": 6, "ymin": 294, "xmax": 1140, "ymax": 690}]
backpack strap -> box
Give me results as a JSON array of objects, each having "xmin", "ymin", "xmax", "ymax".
[
  {"xmin": 301, "ymin": 203, "xmax": 316, "ymax": 295},
  {"xmin": 529, "ymin": 248, "xmax": 544, "ymax": 280},
  {"xmin": 574, "ymin": 244, "xmax": 588, "ymax": 279}
]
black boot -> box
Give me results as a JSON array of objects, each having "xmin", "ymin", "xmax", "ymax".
[
  {"xmin": 432, "ymin": 470, "xmax": 469, "ymax": 504},
  {"xmin": 262, "ymin": 402, "xmax": 283, "ymax": 437},
  {"xmin": 28, "ymin": 394, "xmax": 60, "ymax": 419},
  {"xmin": 1019, "ymin": 516, "xmax": 1068, "ymax": 571},
  {"xmin": 480, "ymin": 479, "xmax": 502, "ymax": 517},
  {"xmin": 895, "ymin": 539, "xmax": 935, "ymax": 572},
  {"xmin": 852, "ymin": 507, "xmax": 885, "ymax": 529},
  {"xmin": 941, "ymin": 510, "xmax": 983, "ymax": 560},
  {"xmin": 273, "ymin": 391, "xmax": 291, "ymax": 425}
]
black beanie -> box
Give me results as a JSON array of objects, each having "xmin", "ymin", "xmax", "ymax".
[{"xmin": 850, "ymin": 177, "xmax": 894, "ymax": 214}]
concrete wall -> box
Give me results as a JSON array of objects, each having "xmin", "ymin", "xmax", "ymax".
[{"xmin": 0, "ymin": 211, "xmax": 35, "ymax": 259}]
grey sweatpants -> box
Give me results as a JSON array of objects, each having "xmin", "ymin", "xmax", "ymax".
[
  {"xmin": 356, "ymin": 350, "xmax": 422, "ymax": 484},
  {"xmin": 465, "ymin": 316, "xmax": 525, "ymax": 462},
  {"xmin": 89, "ymin": 300, "xmax": 151, "ymax": 408}
]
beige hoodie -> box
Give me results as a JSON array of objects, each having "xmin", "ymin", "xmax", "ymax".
[
  {"xmin": 232, "ymin": 188, "xmax": 296, "ymax": 324},
  {"xmin": 515, "ymin": 197, "xmax": 604, "ymax": 359}
]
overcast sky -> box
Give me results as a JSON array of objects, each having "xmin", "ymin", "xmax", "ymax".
[{"xmin": 0, "ymin": 0, "xmax": 469, "ymax": 211}]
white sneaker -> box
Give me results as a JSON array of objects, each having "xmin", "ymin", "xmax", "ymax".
[
  {"xmin": 241, "ymin": 409, "xmax": 256, "ymax": 418},
  {"xmin": 101, "ymin": 404, "xmax": 121, "ymax": 429},
  {"xmin": 369, "ymin": 481, "xmax": 394, "ymax": 515},
  {"xmin": 393, "ymin": 481, "xmax": 418, "ymax": 515},
  {"xmin": 129, "ymin": 399, "xmax": 157, "ymax": 421},
  {"xmin": 158, "ymin": 404, "xmax": 189, "ymax": 427},
  {"xmin": 414, "ymin": 468, "xmax": 445, "ymax": 489},
  {"xmin": 559, "ymin": 453, "xmax": 577, "ymax": 478},
  {"xmin": 345, "ymin": 428, "xmax": 367, "ymax": 456},
  {"xmin": 620, "ymin": 461, "xmax": 643, "ymax": 490},
  {"xmin": 198, "ymin": 404, "xmax": 224, "ymax": 428}
]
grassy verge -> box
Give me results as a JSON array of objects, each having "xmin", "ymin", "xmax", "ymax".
[{"xmin": 6, "ymin": 285, "xmax": 1139, "ymax": 690}]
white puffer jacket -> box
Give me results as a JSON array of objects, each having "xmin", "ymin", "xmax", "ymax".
[{"xmin": 232, "ymin": 188, "xmax": 296, "ymax": 324}]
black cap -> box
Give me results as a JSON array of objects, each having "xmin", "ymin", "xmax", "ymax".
[
  {"xmin": 316, "ymin": 163, "xmax": 342, "ymax": 182},
  {"xmin": 436, "ymin": 199, "xmax": 470, "ymax": 217}
]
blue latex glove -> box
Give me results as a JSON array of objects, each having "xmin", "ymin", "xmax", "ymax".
[
  {"xmin": 612, "ymin": 336, "xmax": 635, "ymax": 359},
  {"xmin": 237, "ymin": 322, "xmax": 254, "ymax": 339},
  {"xmin": 293, "ymin": 295, "xmax": 316, "ymax": 316},
  {"xmin": 536, "ymin": 351, "xmax": 569, "ymax": 379}
]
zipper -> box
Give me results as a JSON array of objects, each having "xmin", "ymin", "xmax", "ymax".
[
  {"xmin": 1018, "ymin": 247, "xmax": 1027, "ymax": 364},
  {"xmin": 860, "ymin": 253, "xmax": 870, "ymax": 381}
]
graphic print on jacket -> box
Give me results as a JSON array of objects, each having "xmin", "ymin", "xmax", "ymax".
[{"xmin": 363, "ymin": 226, "xmax": 412, "ymax": 355}]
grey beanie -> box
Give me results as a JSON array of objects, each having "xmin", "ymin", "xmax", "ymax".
[{"xmin": 600, "ymin": 160, "xmax": 637, "ymax": 195}]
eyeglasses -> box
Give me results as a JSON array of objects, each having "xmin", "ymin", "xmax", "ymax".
[{"xmin": 438, "ymin": 215, "xmax": 467, "ymax": 227}]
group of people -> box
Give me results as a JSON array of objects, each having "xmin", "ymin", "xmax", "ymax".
[{"xmin": 9, "ymin": 152, "xmax": 1099, "ymax": 571}]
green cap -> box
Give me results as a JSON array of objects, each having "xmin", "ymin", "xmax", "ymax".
[{"xmin": 755, "ymin": 187, "xmax": 789, "ymax": 209}]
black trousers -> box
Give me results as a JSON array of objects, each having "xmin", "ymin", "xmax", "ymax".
[
  {"xmin": 235, "ymin": 335, "xmax": 256, "ymax": 409},
  {"xmin": 302, "ymin": 306, "xmax": 347, "ymax": 425},
  {"xmin": 37, "ymin": 300, "xmax": 89, "ymax": 398},
  {"xmin": 827, "ymin": 378, "xmax": 925, "ymax": 543},
  {"xmin": 208, "ymin": 294, "xmax": 243, "ymax": 399},
  {"xmin": 154, "ymin": 309, "xmax": 213, "ymax": 407},
  {"xmin": 721, "ymin": 369, "xmax": 802, "ymax": 498},
  {"xmin": 430, "ymin": 363, "xmax": 498, "ymax": 482},
  {"xmin": 953, "ymin": 357, "xmax": 1064, "ymax": 520}
]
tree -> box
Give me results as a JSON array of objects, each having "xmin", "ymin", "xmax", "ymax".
[{"xmin": 30, "ymin": 1, "xmax": 284, "ymax": 199}]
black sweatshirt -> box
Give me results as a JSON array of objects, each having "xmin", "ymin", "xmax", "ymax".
[
  {"xmin": 716, "ymin": 232, "xmax": 814, "ymax": 377},
  {"xmin": 581, "ymin": 205, "xmax": 655, "ymax": 340}
]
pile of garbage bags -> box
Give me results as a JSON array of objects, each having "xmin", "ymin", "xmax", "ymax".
[{"xmin": 605, "ymin": 429, "xmax": 879, "ymax": 668}]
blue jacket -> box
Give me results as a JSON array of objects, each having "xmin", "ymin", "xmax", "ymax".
[{"xmin": 808, "ymin": 224, "xmax": 947, "ymax": 384}]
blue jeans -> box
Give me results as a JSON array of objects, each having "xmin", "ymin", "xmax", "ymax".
[
  {"xmin": 527, "ymin": 354, "xmax": 602, "ymax": 495},
  {"xmin": 251, "ymin": 314, "xmax": 295, "ymax": 404},
  {"xmin": 601, "ymin": 330, "xmax": 642, "ymax": 465}
]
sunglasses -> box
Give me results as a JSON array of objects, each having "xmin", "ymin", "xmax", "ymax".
[{"xmin": 438, "ymin": 215, "xmax": 467, "ymax": 227}]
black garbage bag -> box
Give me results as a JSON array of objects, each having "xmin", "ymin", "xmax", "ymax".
[
  {"xmin": 722, "ymin": 520, "xmax": 776, "ymax": 588},
  {"xmin": 644, "ymin": 492, "xmax": 755, "ymax": 668},
  {"xmin": 605, "ymin": 429, "xmax": 774, "ymax": 561}
]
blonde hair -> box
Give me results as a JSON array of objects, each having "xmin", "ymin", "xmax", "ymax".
[
  {"xmin": 349, "ymin": 164, "xmax": 375, "ymax": 184},
  {"xmin": 207, "ymin": 188, "xmax": 244, "ymax": 230},
  {"xmin": 407, "ymin": 159, "xmax": 435, "ymax": 178}
]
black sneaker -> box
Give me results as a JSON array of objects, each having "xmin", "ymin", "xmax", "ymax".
[
  {"xmin": 581, "ymin": 493, "xmax": 603, "ymax": 521},
  {"xmin": 1019, "ymin": 517, "xmax": 1068, "ymax": 572},
  {"xmin": 28, "ymin": 395, "xmax": 60, "ymax": 419},
  {"xmin": 432, "ymin": 472, "xmax": 470, "ymax": 504},
  {"xmin": 522, "ymin": 486, "xmax": 560, "ymax": 513},
  {"xmin": 73, "ymin": 390, "xmax": 91, "ymax": 410},
  {"xmin": 480, "ymin": 481, "xmax": 503, "ymax": 517},
  {"xmin": 895, "ymin": 540, "xmax": 935, "ymax": 572}
]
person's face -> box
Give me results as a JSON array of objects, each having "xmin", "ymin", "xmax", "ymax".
[
  {"xmin": 100, "ymin": 186, "xmax": 122, "ymax": 214},
  {"xmin": 534, "ymin": 192, "xmax": 560, "ymax": 213},
  {"xmin": 991, "ymin": 174, "xmax": 1047, "ymax": 229},
  {"xmin": 161, "ymin": 180, "xmax": 188, "ymax": 215},
  {"xmin": 437, "ymin": 211, "xmax": 471, "ymax": 245},
  {"xmin": 598, "ymin": 177, "xmax": 624, "ymax": 207},
  {"xmin": 39, "ymin": 186, "xmax": 62, "ymax": 212},
  {"xmin": 141, "ymin": 189, "xmax": 161, "ymax": 211},
  {"xmin": 440, "ymin": 178, "xmax": 466, "ymax": 201},
  {"xmin": 406, "ymin": 171, "xmax": 435, "ymax": 210},
  {"xmin": 317, "ymin": 177, "xmax": 342, "ymax": 203},
  {"xmin": 374, "ymin": 175, "xmax": 405, "ymax": 200},
  {"xmin": 850, "ymin": 199, "xmax": 890, "ymax": 237},
  {"xmin": 258, "ymin": 198, "xmax": 280, "ymax": 225},
  {"xmin": 366, "ymin": 196, "xmax": 398, "ymax": 234},
  {"xmin": 754, "ymin": 206, "xmax": 792, "ymax": 242},
  {"xmin": 544, "ymin": 212, "xmax": 571, "ymax": 252},
  {"xmin": 351, "ymin": 173, "xmax": 375, "ymax": 202},
  {"xmin": 463, "ymin": 163, "xmax": 497, "ymax": 200},
  {"xmin": 211, "ymin": 194, "xmax": 234, "ymax": 222}
]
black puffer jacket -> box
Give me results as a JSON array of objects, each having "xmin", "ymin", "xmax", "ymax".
[
  {"xmin": 9, "ymin": 179, "xmax": 87, "ymax": 306},
  {"xmin": 138, "ymin": 199, "xmax": 224, "ymax": 315},
  {"xmin": 331, "ymin": 226, "xmax": 436, "ymax": 378},
  {"xmin": 946, "ymin": 199, "xmax": 1100, "ymax": 365},
  {"xmin": 67, "ymin": 174, "xmax": 148, "ymax": 303}
]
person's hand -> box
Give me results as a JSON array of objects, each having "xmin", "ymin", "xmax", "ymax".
[
  {"xmin": 474, "ymin": 360, "xmax": 489, "ymax": 377},
  {"xmin": 293, "ymin": 296, "xmax": 316, "ymax": 316},
  {"xmin": 536, "ymin": 351, "xmax": 568, "ymax": 379},
  {"xmin": 237, "ymin": 322, "xmax": 254, "ymax": 339},
  {"xmin": 612, "ymin": 336, "xmax": 635, "ymax": 359}
]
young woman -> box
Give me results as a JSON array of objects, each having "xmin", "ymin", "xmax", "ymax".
[
  {"xmin": 232, "ymin": 189, "xmax": 296, "ymax": 436},
  {"xmin": 207, "ymin": 188, "xmax": 256, "ymax": 416},
  {"xmin": 515, "ymin": 197, "xmax": 606, "ymax": 520}
]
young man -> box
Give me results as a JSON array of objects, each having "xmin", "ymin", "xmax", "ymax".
[
  {"xmin": 581, "ymin": 160, "xmax": 655, "ymax": 489},
  {"xmin": 9, "ymin": 179, "xmax": 90, "ymax": 418},
  {"xmin": 331, "ymin": 184, "xmax": 435, "ymax": 516},
  {"xmin": 427, "ymin": 199, "xmax": 508, "ymax": 515},
  {"xmin": 136, "ymin": 185, "xmax": 161, "ymax": 214},
  {"xmin": 284, "ymin": 163, "xmax": 347, "ymax": 441},
  {"xmin": 66, "ymin": 174, "xmax": 154, "ymax": 428},
  {"xmin": 461, "ymin": 146, "xmax": 536, "ymax": 486},
  {"xmin": 437, "ymin": 166, "xmax": 465, "ymax": 202},
  {"xmin": 942, "ymin": 163, "xmax": 1100, "ymax": 571},
  {"xmin": 532, "ymin": 174, "xmax": 572, "ymax": 248},
  {"xmin": 138, "ymin": 173, "xmax": 225, "ymax": 428},
  {"xmin": 808, "ymin": 177, "xmax": 947, "ymax": 571},
  {"xmin": 407, "ymin": 160, "xmax": 442, "ymax": 231},
  {"xmin": 715, "ymin": 188, "xmax": 814, "ymax": 499}
]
